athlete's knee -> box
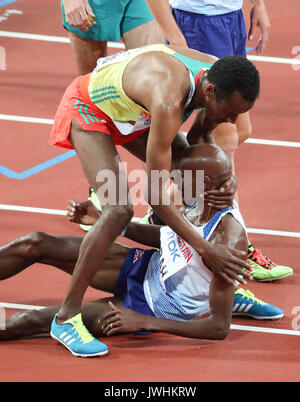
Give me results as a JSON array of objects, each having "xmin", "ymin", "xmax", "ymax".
[
  {"xmin": 114, "ymin": 204, "xmax": 134, "ymax": 222},
  {"xmin": 215, "ymin": 132, "xmax": 239, "ymax": 160},
  {"xmin": 102, "ymin": 204, "xmax": 134, "ymax": 227},
  {"xmin": 17, "ymin": 231, "xmax": 48, "ymax": 261},
  {"xmin": 123, "ymin": 20, "xmax": 164, "ymax": 48},
  {"xmin": 237, "ymin": 122, "xmax": 252, "ymax": 145},
  {"xmin": 2, "ymin": 310, "xmax": 47, "ymax": 340},
  {"xmin": 236, "ymin": 114, "xmax": 252, "ymax": 145},
  {"xmin": 88, "ymin": 313, "xmax": 105, "ymax": 338}
]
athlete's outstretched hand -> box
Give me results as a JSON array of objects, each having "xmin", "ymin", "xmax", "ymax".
[
  {"xmin": 67, "ymin": 199, "xmax": 100, "ymax": 225},
  {"xmin": 62, "ymin": 0, "xmax": 96, "ymax": 31},
  {"xmin": 202, "ymin": 243, "xmax": 252, "ymax": 286}
]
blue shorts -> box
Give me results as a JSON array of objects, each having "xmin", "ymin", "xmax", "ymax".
[
  {"xmin": 170, "ymin": 8, "xmax": 247, "ymax": 58},
  {"xmin": 114, "ymin": 248, "xmax": 156, "ymax": 317},
  {"xmin": 61, "ymin": 0, "xmax": 154, "ymax": 42}
]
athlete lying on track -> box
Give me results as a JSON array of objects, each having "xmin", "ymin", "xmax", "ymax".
[{"xmin": 0, "ymin": 144, "xmax": 283, "ymax": 357}]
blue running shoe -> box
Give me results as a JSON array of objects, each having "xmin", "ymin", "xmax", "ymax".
[
  {"xmin": 50, "ymin": 313, "xmax": 108, "ymax": 357},
  {"xmin": 232, "ymin": 288, "xmax": 284, "ymax": 320}
]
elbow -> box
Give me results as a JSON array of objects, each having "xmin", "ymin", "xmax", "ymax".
[
  {"xmin": 214, "ymin": 327, "xmax": 229, "ymax": 341},
  {"xmin": 211, "ymin": 321, "xmax": 230, "ymax": 341},
  {"xmin": 102, "ymin": 204, "xmax": 134, "ymax": 225}
]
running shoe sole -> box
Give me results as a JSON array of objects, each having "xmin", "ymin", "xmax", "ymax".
[
  {"xmin": 50, "ymin": 331, "xmax": 109, "ymax": 358},
  {"xmin": 232, "ymin": 312, "xmax": 284, "ymax": 320},
  {"xmin": 252, "ymin": 272, "xmax": 293, "ymax": 282}
]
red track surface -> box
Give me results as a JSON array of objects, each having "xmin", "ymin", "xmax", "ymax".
[{"xmin": 0, "ymin": 0, "xmax": 299, "ymax": 382}]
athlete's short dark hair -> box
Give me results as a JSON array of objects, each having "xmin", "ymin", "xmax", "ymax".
[{"xmin": 207, "ymin": 56, "xmax": 260, "ymax": 103}]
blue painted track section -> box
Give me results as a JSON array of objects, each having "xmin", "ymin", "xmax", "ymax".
[
  {"xmin": 0, "ymin": 0, "xmax": 19, "ymax": 7},
  {"xmin": 0, "ymin": 150, "xmax": 76, "ymax": 179}
]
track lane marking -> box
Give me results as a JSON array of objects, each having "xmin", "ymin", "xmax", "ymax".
[
  {"xmin": 1, "ymin": 30, "xmax": 300, "ymax": 65},
  {"xmin": 1, "ymin": 302, "xmax": 299, "ymax": 336},
  {"xmin": 1, "ymin": 114, "xmax": 300, "ymax": 148},
  {"xmin": 0, "ymin": 204, "xmax": 299, "ymax": 238}
]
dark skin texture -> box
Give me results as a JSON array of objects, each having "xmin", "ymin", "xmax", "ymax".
[
  {"xmin": 0, "ymin": 145, "xmax": 249, "ymax": 342},
  {"xmin": 55, "ymin": 46, "xmax": 253, "ymax": 323}
]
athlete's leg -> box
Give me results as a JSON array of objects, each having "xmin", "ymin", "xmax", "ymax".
[
  {"xmin": 213, "ymin": 113, "xmax": 252, "ymax": 213},
  {"xmin": 213, "ymin": 123, "xmax": 239, "ymax": 164},
  {"xmin": 0, "ymin": 232, "xmax": 83, "ymax": 280},
  {"xmin": 68, "ymin": 32, "xmax": 107, "ymax": 75},
  {"xmin": 236, "ymin": 112, "xmax": 252, "ymax": 146},
  {"xmin": 213, "ymin": 112, "xmax": 252, "ymax": 161},
  {"xmin": 67, "ymin": 0, "xmax": 164, "ymax": 76},
  {"xmin": 0, "ymin": 231, "xmax": 130, "ymax": 292},
  {"xmin": 122, "ymin": 19, "xmax": 165, "ymax": 49},
  {"xmin": 0, "ymin": 305, "xmax": 60, "ymax": 341},
  {"xmin": 213, "ymin": 112, "xmax": 252, "ymax": 184},
  {"xmin": 121, "ymin": 0, "xmax": 164, "ymax": 48},
  {"xmin": 0, "ymin": 297, "xmax": 123, "ymax": 341},
  {"xmin": 56, "ymin": 119, "xmax": 133, "ymax": 322}
]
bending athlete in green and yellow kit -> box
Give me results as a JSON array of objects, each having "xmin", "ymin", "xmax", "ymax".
[{"xmin": 49, "ymin": 44, "xmax": 260, "ymax": 357}]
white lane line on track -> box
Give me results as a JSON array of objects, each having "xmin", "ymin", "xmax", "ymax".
[
  {"xmin": 0, "ymin": 114, "xmax": 54, "ymax": 125},
  {"xmin": 0, "ymin": 204, "xmax": 67, "ymax": 216},
  {"xmin": 229, "ymin": 324, "xmax": 300, "ymax": 337},
  {"xmin": 1, "ymin": 30, "xmax": 300, "ymax": 65},
  {"xmin": 246, "ymin": 138, "xmax": 300, "ymax": 148},
  {"xmin": 248, "ymin": 54, "xmax": 300, "ymax": 65},
  {"xmin": 1, "ymin": 301, "xmax": 299, "ymax": 336},
  {"xmin": 0, "ymin": 302, "xmax": 45, "ymax": 310},
  {"xmin": 1, "ymin": 114, "xmax": 300, "ymax": 149},
  {"xmin": 0, "ymin": 204, "xmax": 299, "ymax": 238},
  {"xmin": 0, "ymin": 30, "xmax": 125, "ymax": 48},
  {"xmin": 246, "ymin": 228, "xmax": 300, "ymax": 238}
]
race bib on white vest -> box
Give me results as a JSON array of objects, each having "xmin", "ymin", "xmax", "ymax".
[
  {"xmin": 112, "ymin": 113, "xmax": 151, "ymax": 135},
  {"xmin": 159, "ymin": 226, "xmax": 195, "ymax": 289}
]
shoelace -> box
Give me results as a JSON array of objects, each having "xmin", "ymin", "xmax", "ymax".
[
  {"xmin": 236, "ymin": 289, "xmax": 266, "ymax": 306},
  {"xmin": 248, "ymin": 248, "xmax": 275, "ymax": 270},
  {"xmin": 72, "ymin": 319, "xmax": 94, "ymax": 344}
]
